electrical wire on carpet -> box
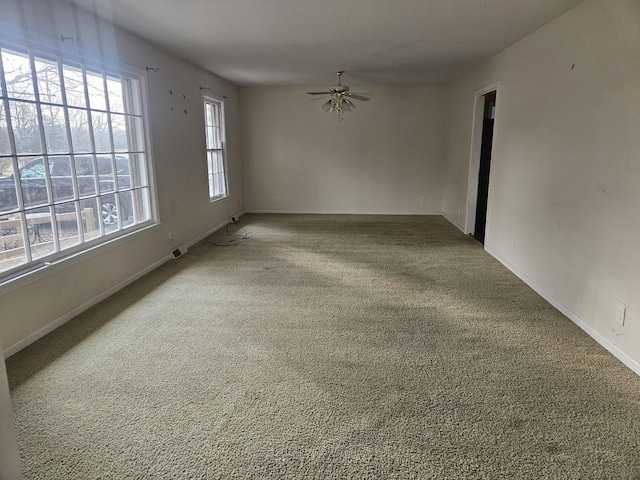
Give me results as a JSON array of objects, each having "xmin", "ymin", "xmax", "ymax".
[{"xmin": 205, "ymin": 222, "xmax": 253, "ymax": 246}]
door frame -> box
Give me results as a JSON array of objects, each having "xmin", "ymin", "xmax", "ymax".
[{"xmin": 465, "ymin": 81, "xmax": 500, "ymax": 236}]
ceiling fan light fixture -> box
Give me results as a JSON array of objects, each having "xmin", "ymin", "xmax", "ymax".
[{"xmin": 307, "ymin": 71, "xmax": 370, "ymax": 117}]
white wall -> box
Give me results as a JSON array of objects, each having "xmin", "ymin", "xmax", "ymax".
[
  {"xmin": 240, "ymin": 85, "xmax": 449, "ymax": 214},
  {"xmin": 0, "ymin": 337, "xmax": 21, "ymax": 479},
  {"xmin": 444, "ymin": 0, "xmax": 640, "ymax": 370},
  {"xmin": 0, "ymin": 0, "xmax": 244, "ymax": 355}
]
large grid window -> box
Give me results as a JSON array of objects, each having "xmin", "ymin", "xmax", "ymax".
[
  {"xmin": 0, "ymin": 43, "xmax": 154, "ymax": 281},
  {"xmin": 203, "ymin": 96, "xmax": 227, "ymax": 201}
]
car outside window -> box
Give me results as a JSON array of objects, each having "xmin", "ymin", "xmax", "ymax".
[{"xmin": 0, "ymin": 41, "xmax": 155, "ymax": 282}]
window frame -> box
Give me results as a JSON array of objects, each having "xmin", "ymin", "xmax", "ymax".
[
  {"xmin": 202, "ymin": 94, "xmax": 228, "ymax": 203},
  {"xmin": 0, "ymin": 34, "xmax": 158, "ymax": 288}
]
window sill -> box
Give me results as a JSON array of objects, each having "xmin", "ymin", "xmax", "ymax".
[
  {"xmin": 0, "ymin": 222, "xmax": 160, "ymax": 296},
  {"xmin": 209, "ymin": 195, "xmax": 229, "ymax": 205}
]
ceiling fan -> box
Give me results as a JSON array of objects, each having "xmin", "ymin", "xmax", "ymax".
[{"xmin": 307, "ymin": 71, "xmax": 370, "ymax": 114}]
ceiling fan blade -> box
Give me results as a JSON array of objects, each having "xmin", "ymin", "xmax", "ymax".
[{"xmin": 311, "ymin": 72, "xmax": 372, "ymax": 114}]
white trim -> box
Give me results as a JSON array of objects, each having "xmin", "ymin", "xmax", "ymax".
[
  {"xmin": 486, "ymin": 245, "xmax": 640, "ymax": 377},
  {"xmin": 465, "ymin": 82, "xmax": 500, "ymax": 235},
  {"xmin": 202, "ymin": 94, "xmax": 229, "ymax": 202},
  {"xmin": 3, "ymin": 255, "xmax": 168, "ymax": 358},
  {"xmin": 2, "ymin": 212, "xmax": 245, "ymax": 358},
  {"xmin": 0, "ymin": 223, "xmax": 160, "ymax": 295},
  {"xmin": 0, "ymin": 337, "xmax": 22, "ymax": 479},
  {"xmin": 246, "ymin": 210, "xmax": 445, "ymax": 216},
  {"xmin": 441, "ymin": 211, "xmax": 465, "ymax": 233},
  {"xmin": 185, "ymin": 213, "xmax": 246, "ymax": 248}
]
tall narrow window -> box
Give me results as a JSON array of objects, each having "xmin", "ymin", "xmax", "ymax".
[
  {"xmin": 203, "ymin": 96, "xmax": 227, "ymax": 201},
  {"xmin": 0, "ymin": 41, "xmax": 154, "ymax": 282}
]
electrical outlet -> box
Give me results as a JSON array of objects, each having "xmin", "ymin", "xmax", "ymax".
[
  {"xmin": 276, "ymin": 196, "xmax": 281, "ymax": 204},
  {"xmin": 170, "ymin": 245, "xmax": 187, "ymax": 259},
  {"xmin": 419, "ymin": 197, "xmax": 425, "ymax": 205},
  {"xmin": 168, "ymin": 231, "xmax": 174, "ymax": 240},
  {"xmin": 229, "ymin": 216, "xmax": 237, "ymax": 223},
  {"xmin": 616, "ymin": 303, "xmax": 627, "ymax": 326}
]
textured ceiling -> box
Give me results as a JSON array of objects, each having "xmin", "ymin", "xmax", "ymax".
[{"xmin": 66, "ymin": 0, "xmax": 586, "ymax": 86}]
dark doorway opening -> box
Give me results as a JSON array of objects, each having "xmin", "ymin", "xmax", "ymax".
[{"xmin": 473, "ymin": 91, "xmax": 496, "ymax": 244}]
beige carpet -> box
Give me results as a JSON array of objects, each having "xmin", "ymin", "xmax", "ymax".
[{"xmin": 7, "ymin": 214, "xmax": 640, "ymax": 479}]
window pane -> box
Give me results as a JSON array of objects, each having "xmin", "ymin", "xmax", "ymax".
[
  {"xmin": 100, "ymin": 193, "xmax": 119, "ymax": 231},
  {"xmin": 106, "ymin": 75, "xmax": 124, "ymax": 113},
  {"xmin": 119, "ymin": 190, "xmax": 133, "ymax": 228},
  {"xmin": 49, "ymin": 155, "xmax": 74, "ymax": 202},
  {"xmin": 214, "ymin": 151, "xmax": 224, "ymax": 174},
  {"xmin": 97, "ymin": 155, "xmax": 115, "ymax": 193},
  {"xmin": 205, "ymin": 103, "xmax": 212, "ymax": 126},
  {"xmin": 9, "ymin": 100, "xmax": 42, "ymax": 154},
  {"xmin": 0, "ymin": 104, "xmax": 11, "ymax": 155},
  {"xmin": 63, "ymin": 65, "xmax": 86, "ymax": 107},
  {"xmin": 131, "ymin": 187, "xmax": 151, "ymax": 223},
  {"xmin": 19, "ymin": 156, "xmax": 48, "ymax": 208},
  {"xmin": 205, "ymin": 103, "xmax": 222, "ymax": 149},
  {"xmin": 55, "ymin": 202, "xmax": 80, "ymax": 250},
  {"xmin": 92, "ymin": 111, "xmax": 111, "ymax": 152},
  {"xmin": 26, "ymin": 207, "xmax": 55, "ymax": 260},
  {"xmin": 0, "ymin": 211, "xmax": 28, "ymax": 273},
  {"xmin": 111, "ymin": 113, "xmax": 127, "ymax": 151},
  {"xmin": 34, "ymin": 57, "xmax": 63, "ymax": 104},
  {"xmin": 126, "ymin": 115, "xmax": 144, "ymax": 151},
  {"xmin": 206, "ymin": 125, "xmax": 214, "ymax": 149},
  {"xmin": 208, "ymin": 103, "xmax": 219, "ymax": 126},
  {"xmin": 68, "ymin": 108, "xmax": 92, "ymax": 152},
  {"xmin": 123, "ymin": 77, "xmax": 141, "ymax": 115},
  {"xmin": 42, "ymin": 104, "xmax": 69, "ymax": 153},
  {"xmin": 127, "ymin": 153, "xmax": 147, "ymax": 188},
  {"xmin": 75, "ymin": 155, "xmax": 96, "ymax": 196},
  {"xmin": 2, "ymin": 49, "xmax": 36, "ymax": 100},
  {"xmin": 207, "ymin": 150, "xmax": 226, "ymax": 198},
  {"xmin": 213, "ymin": 126, "xmax": 222, "ymax": 149},
  {"xmin": 79, "ymin": 197, "xmax": 100, "ymax": 241},
  {"xmin": 115, "ymin": 155, "xmax": 131, "ymax": 189},
  {"xmin": 86, "ymin": 70, "xmax": 107, "ymax": 111},
  {"xmin": 207, "ymin": 151, "xmax": 215, "ymax": 197},
  {"xmin": 216, "ymin": 173, "xmax": 226, "ymax": 197},
  {"xmin": 0, "ymin": 158, "xmax": 19, "ymax": 213}
]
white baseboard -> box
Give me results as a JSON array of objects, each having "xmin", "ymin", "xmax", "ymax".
[
  {"xmin": 4, "ymin": 256, "xmax": 169, "ymax": 358},
  {"xmin": 246, "ymin": 209, "xmax": 444, "ymax": 216},
  {"xmin": 4, "ymin": 213, "xmax": 246, "ymax": 358},
  {"xmin": 186, "ymin": 212, "xmax": 246, "ymax": 248},
  {"xmin": 441, "ymin": 211, "xmax": 466, "ymax": 233},
  {"xmin": 485, "ymin": 246, "xmax": 640, "ymax": 377}
]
